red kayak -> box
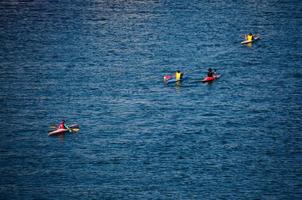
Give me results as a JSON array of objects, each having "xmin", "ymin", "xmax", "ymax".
[
  {"xmin": 202, "ymin": 74, "xmax": 221, "ymax": 83},
  {"xmin": 48, "ymin": 124, "xmax": 79, "ymax": 136}
]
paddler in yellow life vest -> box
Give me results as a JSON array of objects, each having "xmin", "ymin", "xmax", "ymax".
[
  {"xmin": 175, "ymin": 70, "xmax": 183, "ymax": 81},
  {"xmin": 246, "ymin": 33, "xmax": 254, "ymax": 41}
]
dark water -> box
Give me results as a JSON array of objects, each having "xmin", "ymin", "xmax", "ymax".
[{"xmin": 0, "ymin": 0, "xmax": 301, "ymax": 199}]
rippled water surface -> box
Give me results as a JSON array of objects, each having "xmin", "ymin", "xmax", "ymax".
[{"xmin": 0, "ymin": 0, "xmax": 301, "ymax": 199}]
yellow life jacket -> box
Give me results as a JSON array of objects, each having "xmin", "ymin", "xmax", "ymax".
[
  {"xmin": 175, "ymin": 72, "xmax": 182, "ymax": 81},
  {"xmin": 247, "ymin": 34, "xmax": 253, "ymax": 41}
]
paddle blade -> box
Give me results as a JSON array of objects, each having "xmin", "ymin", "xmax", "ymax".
[
  {"xmin": 49, "ymin": 125, "xmax": 57, "ymax": 129},
  {"xmin": 71, "ymin": 128, "xmax": 80, "ymax": 133}
]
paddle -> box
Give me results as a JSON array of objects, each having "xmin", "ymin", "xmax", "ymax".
[
  {"xmin": 49, "ymin": 125, "xmax": 57, "ymax": 129},
  {"xmin": 71, "ymin": 128, "xmax": 80, "ymax": 132},
  {"xmin": 64, "ymin": 124, "xmax": 72, "ymax": 132}
]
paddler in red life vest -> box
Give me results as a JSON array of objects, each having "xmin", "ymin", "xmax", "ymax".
[
  {"xmin": 57, "ymin": 120, "xmax": 66, "ymax": 129},
  {"xmin": 57, "ymin": 120, "xmax": 72, "ymax": 132}
]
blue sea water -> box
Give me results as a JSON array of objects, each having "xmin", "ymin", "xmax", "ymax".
[{"xmin": 0, "ymin": 0, "xmax": 301, "ymax": 199}]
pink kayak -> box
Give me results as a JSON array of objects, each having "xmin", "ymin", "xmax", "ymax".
[
  {"xmin": 48, "ymin": 124, "xmax": 79, "ymax": 136},
  {"xmin": 202, "ymin": 74, "xmax": 221, "ymax": 83}
]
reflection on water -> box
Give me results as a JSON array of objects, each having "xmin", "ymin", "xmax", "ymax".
[{"xmin": 246, "ymin": 42, "xmax": 253, "ymax": 48}]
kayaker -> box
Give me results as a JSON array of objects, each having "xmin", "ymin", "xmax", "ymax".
[
  {"xmin": 207, "ymin": 68, "xmax": 214, "ymax": 77},
  {"xmin": 57, "ymin": 120, "xmax": 72, "ymax": 132},
  {"xmin": 175, "ymin": 70, "xmax": 183, "ymax": 81},
  {"xmin": 246, "ymin": 33, "xmax": 253, "ymax": 41},
  {"xmin": 57, "ymin": 120, "xmax": 66, "ymax": 129}
]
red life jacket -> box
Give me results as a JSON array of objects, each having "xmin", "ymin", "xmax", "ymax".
[{"xmin": 58, "ymin": 123, "xmax": 65, "ymax": 129}]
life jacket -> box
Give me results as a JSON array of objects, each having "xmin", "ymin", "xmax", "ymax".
[
  {"xmin": 247, "ymin": 34, "xmax": 253, "ymax": 41},
  {"xmin": 58, "ymin": 123, "xmax": 65, "ymax": 129},
  {"xmin": 175, "ymin": 72, "xmax": 182, "ymax": 81}
]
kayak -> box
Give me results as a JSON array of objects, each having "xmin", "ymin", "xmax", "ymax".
[
  {"xmin": 48, "ymin": 124, "xmax": 79, "ymax": 136},
  {"xmin": 202, "ymin": 74, "xmax": 221, "ymax": 83},
  {"xmin": 164, "ymin": 74, "xmax": 186, "ymax": 85},
  {"xmin": 48, "ymin": 125, "xmax": 80, "ymax": 136},
  {"xmin": 164, "ymin": 77, "xmax": 187, "ymax": 84},
  {"xmin": 241, "ymin": 36, "xmax": 260, "ymax": 44},
  {"xmin": 166, "ymin": 78, "xmax": 182, "ymax": 84}
]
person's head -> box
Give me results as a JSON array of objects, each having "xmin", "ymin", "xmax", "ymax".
[
  {"xmin": 208, "ymin": 68, "xmax": 212, "ymax": 72},
  {"xmin": 61, "ymin": 120, "xmax": 65, "ymax": 123},
  {"xmin": 249, "ymin": 33, "xmax": 252, "ymax": 35},
  {"xmin": 176, "ymin": 70, "xmax": 180, "ymax": 73}
]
